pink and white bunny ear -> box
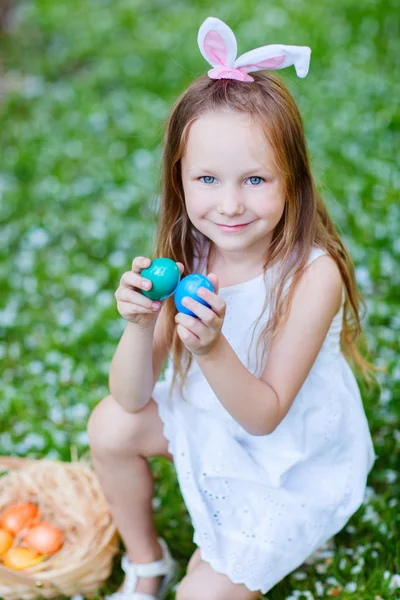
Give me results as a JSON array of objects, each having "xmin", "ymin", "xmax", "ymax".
[
  {"xmin": 197, "ymin": 16, "xmax": 237, "ymax": 70},
  {"xmin": 197, "ymin": 16, "xmax": 311, "ymax": 81},
  {"xmin": 234, "ymin": 44, "xmax": 311, "ymax": 79}
]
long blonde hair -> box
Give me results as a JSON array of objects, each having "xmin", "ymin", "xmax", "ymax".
[{"xmin": 152, "ymin": 72, "xmax": 383, "ymax": 401}]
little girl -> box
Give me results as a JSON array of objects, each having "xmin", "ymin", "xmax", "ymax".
[{"xmin": 88, "ymin": 17, "xmax": 378, "ymax": 600}]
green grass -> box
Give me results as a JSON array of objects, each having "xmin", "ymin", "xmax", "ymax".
[{"xmin": 0, "ymin": 0, "xmax": 399, "ymax": 598}]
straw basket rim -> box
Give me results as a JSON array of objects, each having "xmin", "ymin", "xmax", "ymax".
[{"xmin": 0, "ymin": 454, "xmax": 120, "ymax": 599}]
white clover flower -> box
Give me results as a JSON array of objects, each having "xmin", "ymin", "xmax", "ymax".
[{"xmin": 389, "ymin": 574, "xmax": 400, "ymax": 591}]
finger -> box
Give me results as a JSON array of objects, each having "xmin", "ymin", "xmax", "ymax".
[
  {"xmin": 175, "ymin": 311, "xmax": 203, "ymax": 334},
  {"xmin": 179, "ymin": 297, "xmax": 218, "ymax": 327},
  {"xmin": 120, "ymin": 270, "xmax": 153, "ymax": 292},
  {"xmin": 117, "ymin": 288, "xmax": 159, "ymax": 310},
  {"xmin": 176, "ymin": 262, "xmax": 185, "ymax": 275},
  {"xmin": 131, "ymin": 256, "xmax": 151, "ymax": 274},
  {"xmin": 206, "ymin": 272, "xmax": 219, "ymax": 295},
  {"xmin": 118, "ymin": 300, "xmax": 159, "ymax": 314},
  {"xmin": 192, "ymin": 288, "xmax": 226, "ymax": 319},
  {"xmin": 177, "ymin": 323, "xmax": 199, "ymax": 343}
]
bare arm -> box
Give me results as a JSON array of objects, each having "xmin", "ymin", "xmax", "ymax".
[
  {"xmin": 109, "ymin": 255, "xmax": 183, "ymax": 413},
  {"xmin": 194, "ymin": 256, "xmax": 343, "ymax": 435},
  {"xmin": 109, "ymin": 304, "xmax": 170, "ymax": 413}
]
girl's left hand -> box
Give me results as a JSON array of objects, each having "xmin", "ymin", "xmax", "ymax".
[{"xmin": 175, "ymin": 273, "xmax": 226, "ymax": 356}]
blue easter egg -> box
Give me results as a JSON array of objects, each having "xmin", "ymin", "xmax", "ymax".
[{"xmin": 174, "ymin": 273, "xmax": 214, "ymax": 317}]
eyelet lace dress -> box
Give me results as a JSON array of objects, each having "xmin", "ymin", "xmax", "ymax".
[{"xmin": 152, "ymin": 245, "xmax": 377, "ymax": 594}]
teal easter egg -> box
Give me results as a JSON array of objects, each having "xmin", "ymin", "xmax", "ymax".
[{"xmin": 141, "ymin": 258, "xmax": 181, "ymax": 301}]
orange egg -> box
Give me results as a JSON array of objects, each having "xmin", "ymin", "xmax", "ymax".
[
  {"xmin": 24, "ymin": 522, "xmax": 63, "ymax": 554},
  {"xmin": 0, "ymin": 528, "xmax": 13, "ymax": 557},
  {"xmin": 2, "ymin": 547, "xmax": 44, "ymax": 570},
  {"xmin": 0, "ymin": 503, "xmax": 39, "ymax": 535}
]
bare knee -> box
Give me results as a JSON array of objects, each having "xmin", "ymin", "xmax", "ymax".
[
  {"xmin": 175, "ymin": 581, "xmax": 200, "ymax": 600},
  {"xmin": 177, "ymin": 583, "xmax": 260, "ymax": 600},
  {"xmin": 176, "ymin": 572, "xmax": 223, "ymax": 600},
  {"xmin": 176, "ymin": 564, "xmax": 262, "ymax": 600},
  {"xmin": 87, "ymin": 394, "xmax": 143, "ymax": 459},
  {"xmin": 87, "ymin": 394, "xmax": 172, "ymax": 462},
  {"xmin": 186, "ymin": 547, "xmax": 202, "ymax": 576},
  {"xmin": 176, "ymin": 581, "xmax": 223, "ymax": 600}
]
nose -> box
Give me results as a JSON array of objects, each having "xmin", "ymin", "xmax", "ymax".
[{"xmin": 216, "ymin": 187, "xmax": 245, "ymax": 217}]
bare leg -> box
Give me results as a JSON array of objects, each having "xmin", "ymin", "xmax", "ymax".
[
  {"xmin": 88, "ymin": 395, "xmax": 173, "ymax": 596},
  {"xmin": 177, "ymin": 559, "xmax": 262, "ymax": 600}
]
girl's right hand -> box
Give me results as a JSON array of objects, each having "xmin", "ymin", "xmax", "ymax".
[{"xmin": 114, "ymin": 256, "xmax": 184, "ymax": 329}]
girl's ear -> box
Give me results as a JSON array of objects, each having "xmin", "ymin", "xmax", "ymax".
[
  {"xmin": 197, "ymin": 16, "xmax": 237, "ymax": 69},
  {"xmin": 234, "ymin": 44, "xmax": 311, "ymax": 78}
]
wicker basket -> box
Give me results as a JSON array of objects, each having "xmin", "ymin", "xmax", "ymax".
[{"xmin": 0, "ymin": 455, "xmax": 120, "ymax": 600}]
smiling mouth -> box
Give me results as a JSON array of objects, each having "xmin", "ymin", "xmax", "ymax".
[{"xmin": 216, "ymin": 222, "xmax": 252, "ymax": 231}]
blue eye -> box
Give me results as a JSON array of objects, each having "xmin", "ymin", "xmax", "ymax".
[
  {"xmin": 198, "ymin": 175, "xmax": 265, "ymax": 185},
  {"xmin": 246, "ymin": 176, "xmax": 264, "ymax": 185}
]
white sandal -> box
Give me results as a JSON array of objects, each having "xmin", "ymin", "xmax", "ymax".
[{"xmin": 106, "ymin": 537, "xmax": 179, "ymax": 600}]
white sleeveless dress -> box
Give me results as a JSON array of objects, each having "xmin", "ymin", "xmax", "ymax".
[{"xmin": 152, "ymin": 245, "xmax": 376, "ymax": 594}]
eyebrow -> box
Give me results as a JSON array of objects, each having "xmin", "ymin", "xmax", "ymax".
[{"xmin": 187, "ymin": 166, "xmax": 274, "ymax": 177}]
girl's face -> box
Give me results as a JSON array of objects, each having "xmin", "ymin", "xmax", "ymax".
[{"xmin": 181, "ymin": 109, "xmax": 286, "ymax": 264}]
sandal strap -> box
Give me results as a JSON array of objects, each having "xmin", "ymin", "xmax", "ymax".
[
  {"xmin": 119, "ymin": 538, "xmax": 175, "ymax": 597},
  {"xmin": 121, "ymin": 538, "xmax": 174, "ymax": 578},
  {"xmin": 121, "ymin": 554, "xmax": 171, "ymax": 578}
]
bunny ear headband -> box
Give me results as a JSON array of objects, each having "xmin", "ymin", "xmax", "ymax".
[{"xmin": 198, "ymin": 16, "xmax": 311, "ymax": 82}]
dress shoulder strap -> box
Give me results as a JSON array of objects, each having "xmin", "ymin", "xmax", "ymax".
[{"xmin": 307, "ymin": 246, "xmax": 328, "ymax": 265}]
